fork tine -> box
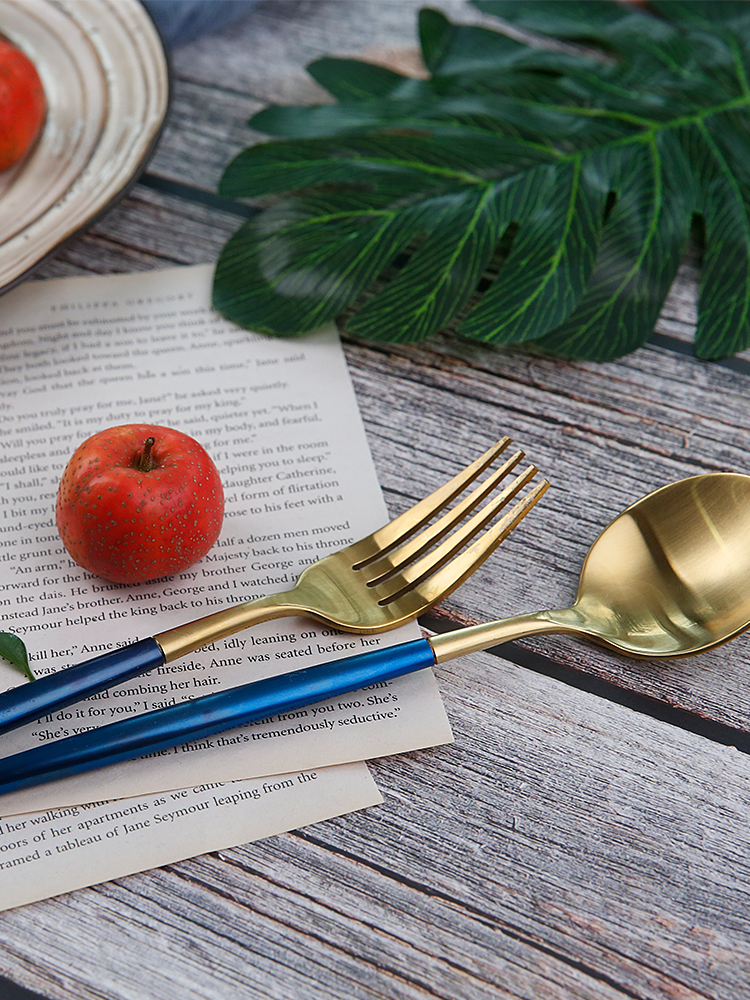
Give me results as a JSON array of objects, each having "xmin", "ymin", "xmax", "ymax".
[
  {"xmin": 379, "ymin": 476, "xmax": 550, "ymax": 605},
  {"xmin": 353, "ymin": 437, "xmax": 512, "ymax": 567},
  {"xmin": 362, "ymin": 449, "xmax": 526, "ymax": 582},
  {"xmin": 373, "ymin": 463, "xmax": 538, "ymax": 591}
]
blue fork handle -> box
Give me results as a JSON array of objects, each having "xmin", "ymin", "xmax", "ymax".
[
  {"xmin": 0, "ymin": 638, "xmax": 436, "ymax": 797},
  {"xmin": 0, "ymin": 639, "xmax": 165, "ymax": 737}
]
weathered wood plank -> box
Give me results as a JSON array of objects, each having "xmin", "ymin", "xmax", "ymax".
[
  {"xmin": 32, "ymin": 186, "xmax": 241, "ymax": 279},
  {"xmin": 168, "ymin": 0, "xmax": 454, "ymax": 102},
  {"xmin": 348, "ymin": 339, "xmax": 750, "ymax": 733},
  {"xmin": 148, "ymin": 81, "xmax": 265, "ymax": 193},
  {"xmin": 5, "ymin": 5, "xmax": 750, "ymax": 1000},
  {"xmin": 2, "ymin": 651, "xmax": 749, "ymax": 1000}
]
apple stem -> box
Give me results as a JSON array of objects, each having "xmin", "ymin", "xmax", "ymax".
[{"xmin": 138, "ymin": 436, "xmax": 157, "ymax": 472}]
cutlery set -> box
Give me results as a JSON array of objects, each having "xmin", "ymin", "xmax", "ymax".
[{"xmin": 1, "ymin": 439, "xmax": 749, "ymax": 797}]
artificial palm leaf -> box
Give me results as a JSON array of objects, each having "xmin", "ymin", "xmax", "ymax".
[{"xmin": 214, "ymin": 1, "xmax": 750, "ymax": 360}]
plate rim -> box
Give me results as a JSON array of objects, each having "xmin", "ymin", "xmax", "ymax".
[{"xmin": 0, "ymin": 0, "xmax": 172, "ymax": 295}]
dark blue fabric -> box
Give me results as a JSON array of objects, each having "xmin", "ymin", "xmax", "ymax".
[
  {"xmin": 0, "ymin": 977, "xmax": 52, "ymax": 1000},
  {"xmin": 142, "ymin": 0, "xmax": 259, "ymax": 45}
]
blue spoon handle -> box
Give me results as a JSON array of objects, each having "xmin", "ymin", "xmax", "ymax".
[
  {"xmin": 0, "ymin": 639, "xmax": 165, "ymax": 737},
  {"xmin": 0, "ymin": 638, "xmax": 436, "ymax": 796}
]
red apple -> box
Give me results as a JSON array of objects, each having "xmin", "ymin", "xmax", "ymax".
[
  {"xmin": 56, "ymin": 424, "xmax": 225, "ymax": 584},
  {"xmin": 0, "ymin": 36, "xmax": 45, "ymax": 173}
]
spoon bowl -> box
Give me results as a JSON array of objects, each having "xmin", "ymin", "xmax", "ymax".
[{"xmin": 431, "ymin": 473, "xmax": 750, "ymax": 663}]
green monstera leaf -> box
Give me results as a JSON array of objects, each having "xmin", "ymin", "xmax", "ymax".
[{"xmin": 213, "ymin": 1, "xmax": 750, "ymax": 360}]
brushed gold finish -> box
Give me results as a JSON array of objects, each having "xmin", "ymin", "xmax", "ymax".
[
  {"xmin": 155, "ymin": 439, "xmax": 549, "ymax": 662},
  {"xmin": 431, "ymin": 473, "xmax": 750, "ymax": 663}
]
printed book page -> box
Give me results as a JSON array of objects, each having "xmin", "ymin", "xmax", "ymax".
[
  {"xmin": 0, "ymin": 265, "xmax": 453, "ymax": 817},
  {"xmin": 0, "ymin": 761, "xmax": 382, "ymax": 912}
]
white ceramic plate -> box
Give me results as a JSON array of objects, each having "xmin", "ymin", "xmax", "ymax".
[{"xmin": 0, "ymin": 0, "xmax": 170, "ymax": 291}]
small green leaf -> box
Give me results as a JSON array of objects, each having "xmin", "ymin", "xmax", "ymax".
[
  {"xmin": 213, "ymin": 1, "xmax": 750, "ymax": 361},
  {"xmin": 0, "ymin": 632, "xmax": 35, "ymax": 682}
]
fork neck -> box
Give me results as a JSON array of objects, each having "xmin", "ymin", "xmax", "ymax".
[
  {"xmin": 155, "ymin": 589, "xmax": 301, "ymax": 662},
  {"xmin": 430, "ymin": 607, "xmax": 581, "ymax": 663}
]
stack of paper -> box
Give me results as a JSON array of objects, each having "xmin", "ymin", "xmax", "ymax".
[{"xmin": 0, "ymin": 265, "xmax": 453, "ymax": 910}]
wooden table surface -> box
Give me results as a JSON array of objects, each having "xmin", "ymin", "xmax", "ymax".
[{"xmin": 3, "ymin": 2, "xmax": 750, "ymax": 998}]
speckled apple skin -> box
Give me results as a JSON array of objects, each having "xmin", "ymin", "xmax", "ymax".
[
  {"xmin": 56, "ymin": 424, "xmax": 225, "ymax": 584},
  {"xmin": 0, "ymin": 38, "xmax": 46, "ymax": 173}
]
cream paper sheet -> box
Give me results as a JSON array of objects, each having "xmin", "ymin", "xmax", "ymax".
[
  {"xmin": 0, "ymin": 264, "xmax": 452, "ymax": 819},
  {"xmin": 0, "ymin": 762, "xmax": 381, "ymax": 911},
  {"xmin": 0, "ymin": 262, "xmax": 452, "ymax": 909}
]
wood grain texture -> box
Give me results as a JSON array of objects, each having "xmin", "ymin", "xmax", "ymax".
[
  {"xmin": 3, "ymin": 650, "xmax": 750, "ymax": 1000},
  {"xmin": 344, "ymin": 336, "xmax": 750, "ymax": 731},
  {"xmin": 5, "ymin": 2, "xmax": 750, "ymax": 998}
]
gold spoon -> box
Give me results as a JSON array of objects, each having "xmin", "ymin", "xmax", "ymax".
[{"xmin": 432, "ymin": 472, "xmax": 750, "ymax": 663}]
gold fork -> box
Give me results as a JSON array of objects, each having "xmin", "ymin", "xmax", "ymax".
[
  {"xmin": 0, "ymin": 438, "xmax": 548, "ymax": 736},
  {"xmin": 157, "ymin": 438, "xmax": 549, "ymax": 659}
]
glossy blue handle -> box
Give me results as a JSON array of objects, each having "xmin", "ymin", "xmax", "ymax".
[
  {"xmin": 0, "ymin": 639, "xmax": 165, "ymax": 737},
  {"xmin": 0, "ymin": 638, "xmax": 436, "ymax": 796}
]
